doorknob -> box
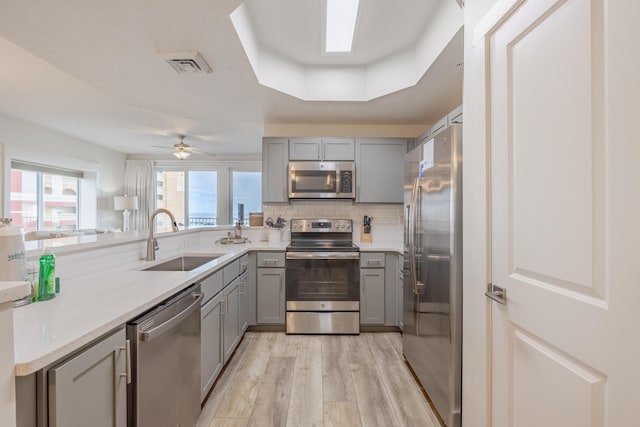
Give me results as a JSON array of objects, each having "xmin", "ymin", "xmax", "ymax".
[{"xmin": 485, "ymin": 283, "xmax": 507, "ymax": 305}]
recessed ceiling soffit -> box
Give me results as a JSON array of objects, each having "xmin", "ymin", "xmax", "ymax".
[{"xmin": 230, "ymin": 0, "xmax": 463, "ymax": 102}]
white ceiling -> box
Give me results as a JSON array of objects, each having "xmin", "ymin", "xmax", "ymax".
[{"xmin": 0, "ymin": 0, "xmax": 463, "ymax": 156}]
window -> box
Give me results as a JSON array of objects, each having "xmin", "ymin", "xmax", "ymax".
[
  {"xmin": 10, "ymin": 162, "xmax": 81, "ymax": 232},
  {"xmin": 154, "ymin": 162, "xmax": 260, "ymax": 230},
  {"xmin": 231, "ymin": 171, "xmax": 262, "ymax": 224},
  {"xmin": 155, "ymin": 170, "xmax": 218, "ymax": 232}
]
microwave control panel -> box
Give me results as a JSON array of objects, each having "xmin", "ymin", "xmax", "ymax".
[{"xmin": 340, "ymin": 170, "xmax": 353, "ymax": 193}]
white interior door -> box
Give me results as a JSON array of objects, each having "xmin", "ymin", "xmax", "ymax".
[{"xmin": 481, "ymin": 0, "xmax": 640, "ymax": 425}]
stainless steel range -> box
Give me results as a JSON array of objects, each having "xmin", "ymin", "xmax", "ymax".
[{"xmin": 286, "ymin": 218, "xmax": 360, "ymax": 334}]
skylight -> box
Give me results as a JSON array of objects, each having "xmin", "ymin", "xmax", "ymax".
[{"xmin": 325, "ymin": 0, "xmax": 360, "ymax": 53}]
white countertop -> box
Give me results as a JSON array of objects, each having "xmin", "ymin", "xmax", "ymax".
[
  {"xmin": 13, "ymin": 237, "xmax": 401, "ymax": 376},
  {"xmin": 0, "ymin": 282, "xmax": 31, "ymax": 305}
]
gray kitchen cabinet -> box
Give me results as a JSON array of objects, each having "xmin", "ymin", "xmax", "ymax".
[
  {"xmin": 238, "ymin": 254, "xmax": 252, "ymax": 333},
  {"xmin": 223, "ymin": 277, "xmax": 241, "ymax": 362},
  {"xmin": 360, "ymin": 267, "xmax": 385, "ymax": 325},
  {"xmin": 239, "ymin": 269, "xmax": 250, "ymax": 333},
  {"xmin": 355, "ymin": 139, "xmax": 406, "ymax": 203},
  {"xmin": 48, "ymin": 328, "xmax": 127, "ymax": 427},
  {"xmin": 200, "ymin": 292, "xmax": 223, "ymax": 402},
  {"xmin": 262, "ymin": 138, "xmax": 289, "ymax": 203},
  {"xmin": 397, "ymin": 253, "xmax": 404, "ymax": 330},
  {"xmin": 384, "ymin": 253, "xmax": 398, "ymax": 326},
  {"xmin": 245, "ymin": 252, "xmax": 257, "ymax": 326},
  {"xmin": 289, "ymin": 137, "xmax": 355, "ymax": 161},
  {"xmin": 448, "ymin": 104, "xmax": 463, "ymax": 124},
  {"xmin": 430, "ymin": 116, "xmax": 448, "ymax": 137},
  {"xmin": 257, "ymin": 252, "xmax": 286, "ymax": 324},
  {"xmin": 360, "ymin": 252, "xmax": 386, "ymax": 325}
]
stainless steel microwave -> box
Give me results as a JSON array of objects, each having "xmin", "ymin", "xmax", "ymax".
[{"xmin": 288, "ymin": 161, "xmax": 355, "ymax": 199}]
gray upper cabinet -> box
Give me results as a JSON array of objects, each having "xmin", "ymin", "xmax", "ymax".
[
  {"xmin": 48, "ymin": 328, "xmax": 127, "ymax": 427},
  {"xmin": 262, "ymin": 138, "xmax": 289, "ymax": 203},
  {"xmin": 355, "ymin": 139, "xmax": 406, "ymax": 203},
  {"xmin": 448, "ymin": 104, "xmax": 463, "ymax": 124},
  {"xmin": 289, "ymin": 138, "xmax": 355, "ymax": 161}
]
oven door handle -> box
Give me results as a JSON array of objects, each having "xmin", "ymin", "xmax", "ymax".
[{"xmin": 286, "ymin": 252, "xmax": 360, "ymax": 260}]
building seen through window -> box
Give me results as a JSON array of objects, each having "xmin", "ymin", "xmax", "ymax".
[{"xmin": 10, "ymin": 168, "xmax": 79, "ymax": 232}]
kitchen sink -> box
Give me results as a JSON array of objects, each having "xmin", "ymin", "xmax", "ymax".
[{"xmin": 142, "ymin": 255, "xmax": 222, "ymax": 271}]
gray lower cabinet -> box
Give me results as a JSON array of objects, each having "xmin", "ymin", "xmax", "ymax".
[
  {"xmin": 48, "ymin": 328, "xmax": 127, "ymax": 427},
  {"xmin": 360, "ymin": 267, "xmax": 385, "ymax": 325},
  {"xmin": 384, "ymin": 253, "xmax": 398, "ymax": 326},
  {"xmin": 355, "ymin": 139, "xmax": 406, "ymax": 203},
  {"xmin": 222, "ymin": 277, "xmax": 241, "ymax": 362},
  {"xmin": 256, "ymin": 252, "xmax": 285, "ymax": 324},
  {"xmin": 360, "ymin": 252, "xmax": 401, "ymax": 326},
  {"xmin": 397, "ymin": 253, "xmax": 404, "ymax": 330},
  {"xmin": 239, "ymin": 269, "xmax": 250, "ymax": 333},
  {"xmin": 257, "ymin": 268, "xmax": 285, "ymax": 324},
  {"xmin": 200, "ymin": 254, "xmax": 252, "ymax": 402},
  {"xmin": 200, "ymin": 292, "xmax": 223, "ymax": 402},
  {"xmin": 262, "ymin": 138, "xmax": 289, "ymax": 203}
]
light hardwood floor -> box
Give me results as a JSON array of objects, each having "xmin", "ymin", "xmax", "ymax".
[{"xmin": 197, "ymin": 332, "xmax": 442, "ymax": 427}]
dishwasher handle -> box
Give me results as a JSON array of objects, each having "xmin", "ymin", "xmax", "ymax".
[{"xmin": 140, "ymin": 291, "xmax": 202, "ymax": 342}]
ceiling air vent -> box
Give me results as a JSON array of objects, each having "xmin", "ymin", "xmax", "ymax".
[{"xmin": 159, "ymin": 51, "xmax": 212, "ymax": 74}]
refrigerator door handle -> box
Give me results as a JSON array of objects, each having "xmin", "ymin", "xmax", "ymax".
[{"xmin": 409, "ymin": 178, "xmax": 419, "ymax": 294}]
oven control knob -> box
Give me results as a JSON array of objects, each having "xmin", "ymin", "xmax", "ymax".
[
  {"xmin": 335, "ymin": 224, "xmax": 339, "ymax": 229},
  {"xmin": 340, "ymin": 224, "xmax": 346, "ymax": 229},
  {"xmin": 346, "ymin": 224, "xmax": 351, "ymax": 230}
]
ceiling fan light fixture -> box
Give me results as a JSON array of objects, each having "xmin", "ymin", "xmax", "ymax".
[{"xmin": 173, "ymin": 150, "xmax": 191, "ymax": 160}]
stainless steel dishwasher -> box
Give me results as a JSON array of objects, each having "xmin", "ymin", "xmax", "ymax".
[{"xmin": 127, "ymin": 284, "xmax": 202, "ymax": 427}]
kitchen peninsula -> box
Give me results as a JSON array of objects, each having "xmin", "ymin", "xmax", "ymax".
[{"xmin": 11, "ymin": 226, "xmax": 402, "ymax": 426}]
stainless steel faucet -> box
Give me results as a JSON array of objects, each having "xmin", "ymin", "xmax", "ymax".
[
  {"xmin": 233, "ymin": 220, "xmax": 243, "ymax": 239},
  {"xmin": 146, "ymin": 208, "xmax": 179, "ymax": 261}
]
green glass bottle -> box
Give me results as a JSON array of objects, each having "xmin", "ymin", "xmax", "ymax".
[{"xmin": 38, "ymin": 247, "xmax": 56, "ymax": 301}]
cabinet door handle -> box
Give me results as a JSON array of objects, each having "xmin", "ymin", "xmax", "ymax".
[
  {"xmin": 118, "ymin": 339, "xmax": 131, "ymax": 384},
  {"xmin": 221, "ymin": 297, "xmax": 226, "ymax": 315}
]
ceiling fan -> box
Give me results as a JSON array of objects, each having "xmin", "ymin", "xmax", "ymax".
[{"xmin": 151, "ymin": 135, "xmax": 215, "ymax": 160}]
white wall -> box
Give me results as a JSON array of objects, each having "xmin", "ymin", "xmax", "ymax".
[{"xmin": 0, "ymin": 113, "xmax": 127, "ymax": 229}]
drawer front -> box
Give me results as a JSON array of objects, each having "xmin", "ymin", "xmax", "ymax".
[
  {"xmin": 223, "ymin": 260, "xmax": 240, "ymax": 285},
  {"xmin": 257, "ymin": 252, "xmax": 285, "ymax": 268},
  {"xmin": 360, "ymin": 252, "xmax": 385, "ymax": 268},
  {"xmin": 200, "ymin": 269, "xmax": 223, "ymax": 305}
]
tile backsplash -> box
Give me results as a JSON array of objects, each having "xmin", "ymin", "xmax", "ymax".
[{"xmin": 263, "ymin": 201, "xmax": 404, "ymax": 243}]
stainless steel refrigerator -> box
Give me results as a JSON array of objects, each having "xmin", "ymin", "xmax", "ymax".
[{"xmin": 403, "ymin": 123, "xmax": 462, "ymax": 427}]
